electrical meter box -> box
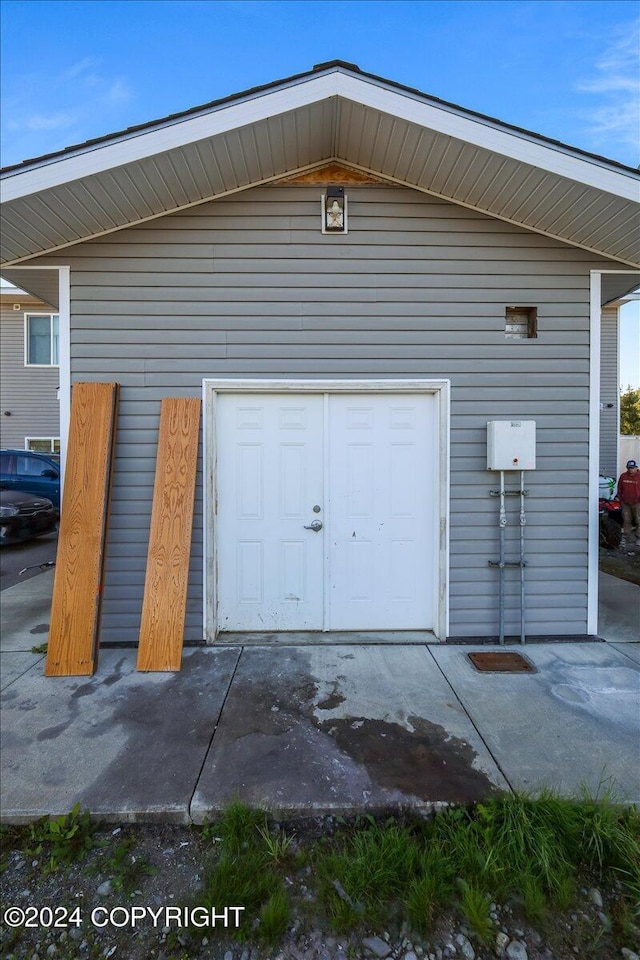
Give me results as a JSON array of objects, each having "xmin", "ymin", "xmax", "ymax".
[{"xmin": 487, "ymin": 420, "xmax": 536, "ymax": 470}]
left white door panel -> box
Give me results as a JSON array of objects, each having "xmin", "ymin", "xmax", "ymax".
[{"xmin": 216, "ymin": 394, "xmax": 324, "ymax": 631}]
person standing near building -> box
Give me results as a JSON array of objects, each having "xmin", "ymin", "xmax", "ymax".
[{"xmin": 617, "ymin": 459, "xmax": 640, "ymax": 546}]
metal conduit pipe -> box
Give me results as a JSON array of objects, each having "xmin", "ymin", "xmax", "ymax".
[
  {"xmin": 487, "ymin": 421, "xmax": 535, "ymax": 645},
  {"xmin": 499, "ymin": 469, "xmax": 507, "ymax": 645},
  {"xmin": 519, "ymin": 470, "xmax": 526, "ymax": 644}
]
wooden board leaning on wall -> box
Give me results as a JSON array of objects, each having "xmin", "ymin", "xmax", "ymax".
[
  {"xmin": 137, "ymin": 397, "xmax": 201, "ymax": 672},
  {"xmin": 46, "ymin": 382, "xmax": 119, "ymax": 677}
]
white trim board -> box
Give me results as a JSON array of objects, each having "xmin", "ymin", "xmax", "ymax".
[
  {"xmin": 588, "ymin": 269, "xmax": 640, "ymax": 636},
  {"xmin": 203, "ymin": 378, "xmax": 450, "ymax": 643}
]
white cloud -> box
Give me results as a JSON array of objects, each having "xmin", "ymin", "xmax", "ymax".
[
  {"xmin": 1, "ymin": 58, "xmax": 136, "ymax": 164},
  {"xmin": 8, "ymin": 112, "xmax": 76, "ymax": 132},
  {"xmin": 103, "ymin": 79, "xmax": 133, "ymax": 105},
  {"xmin": 577, "ymin": 21, "xmax": 640, "ymax": 155},
  {"xmin": 64, "ymin": 57, "xmax": 100, "ymax": 80}
]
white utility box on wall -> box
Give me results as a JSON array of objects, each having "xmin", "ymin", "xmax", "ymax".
[{"xmin": 487, "ymin": 420, "xmax": 536, "ymax": 470}]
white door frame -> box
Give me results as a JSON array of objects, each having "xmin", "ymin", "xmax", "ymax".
[{"xmin": 203, "ymin": 378, "xmax": 450, "ymax": 641}]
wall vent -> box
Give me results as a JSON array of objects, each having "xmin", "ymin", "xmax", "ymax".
[{"xmin": 505, "ymin": 306, "xmax": 537, "ymax": 339}]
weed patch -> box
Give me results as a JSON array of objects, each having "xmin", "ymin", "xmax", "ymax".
[
  {"xmin": 98, "ymin": 836, "xmax": 157, "ymax": 894},
  {"xmin": 24, "ymin": 804, "xmax": 98, "ymax": 873}
]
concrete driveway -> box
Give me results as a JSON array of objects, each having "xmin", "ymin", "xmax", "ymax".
[{"xmin": 1, "ymin": 571, "xmax": 638, "ymax": 823}]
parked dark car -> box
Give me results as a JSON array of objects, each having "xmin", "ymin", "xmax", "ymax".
[
  {"xmin": 0, "ymin": 488, "xmax": 57, "ymax": 545},
  {"xmin": 0, "ymin": 449, "xmax": 60, "ymax": 512}
]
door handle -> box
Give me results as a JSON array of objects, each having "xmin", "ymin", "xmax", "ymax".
[{"xmin": 304, "ymin": 519, "xmax": 323, "ymax": 532}]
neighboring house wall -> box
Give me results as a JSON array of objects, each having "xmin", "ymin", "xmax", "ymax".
[
  {"xmin": 599, "ymin": 305, "xmax": 619, "ymax": 478},
  {"xmin": 0, "ymin": 292, "xmax": 60, "ymax": 450},
  {"xmin": 35, "ymin": 184, "xmax": 620, "ymax": 641}
]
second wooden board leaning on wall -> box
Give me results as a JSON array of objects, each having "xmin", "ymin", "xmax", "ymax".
[{"xmin": 137, "ymin": 398, "xmax": 201, "ymax": 672}]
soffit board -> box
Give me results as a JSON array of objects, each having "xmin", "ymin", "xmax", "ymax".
[{"xmin": 0, "ymin": 271, "xmax": 60, "ymax": 308}]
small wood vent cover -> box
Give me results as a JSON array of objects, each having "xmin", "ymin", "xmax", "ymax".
[{"xmin": 467, "ymin": 651, "xmax": 537, "ymax": 673}]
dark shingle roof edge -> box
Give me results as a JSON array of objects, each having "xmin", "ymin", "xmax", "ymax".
[{"xmin": 1, "ymin": 59, "xmax": 638, "ymax": 178}]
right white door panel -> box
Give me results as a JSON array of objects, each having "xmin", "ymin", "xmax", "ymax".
[{"xmin": 327, "ymin": 394, "xmax": 436, "ymax": 630}]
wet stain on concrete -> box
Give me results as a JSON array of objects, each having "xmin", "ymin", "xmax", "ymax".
[
  {"xmin": 29, "ymin": 623, "xmax": 49, "ymax": 635},
  {"xmin": 100, "ymin": 658, "xmax": 127, "ymax": 687},
  {"xmin": 553, "ymin": 684, "xmax": 589, "ymax": 704},
  {"xmin": 195, "ymin": 648, "xmax": 501, "ymax": 810},
  {"xmin": 37, "ymin": 721, "xmax": 72, "ymax": 741},
  {"xmin": 77, "ymin": 649, "xmax": 240, "ymax": 813},
  {"xmin": 4, "ymin": 656, "xmax": 132, "ymax": 750},
  {"xmin": 317, "ymin": 684, "xmax": 346, "ymax": 711},
  {"xmin": 315, "ymin": 715, "xmax": 499, "ymax": 803}
]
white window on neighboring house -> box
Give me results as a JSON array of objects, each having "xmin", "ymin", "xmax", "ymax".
[
  {"xmin": 26, "ymin": 438, "xmax": 61, "ymax": 453},
  {"xmin": 25, "ymin": 313, "xmax": 59, "ymax": 365}
]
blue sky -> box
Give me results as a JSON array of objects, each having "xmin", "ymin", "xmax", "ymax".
[
  {"xmin": 1, "ymin": 0, "xmax": 638, "ymax": 384},
  {"xmin": 2, "ymin": 0, "xmax": 639, "ymax": 169}
]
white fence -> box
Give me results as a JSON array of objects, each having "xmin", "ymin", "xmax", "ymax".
[{"xmin": 619, "ymin": 436, "xmax": 640, "ymax": 475}]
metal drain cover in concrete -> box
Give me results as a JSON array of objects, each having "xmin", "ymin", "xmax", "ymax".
[{"xmin": 468, "ymin": 651, "xmax": 537, "ymax": 673}]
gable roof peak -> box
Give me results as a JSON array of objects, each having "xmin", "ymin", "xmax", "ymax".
[
  {"xmin": 312, "ymin": 60, "xmax": 361, "ymax": 73},
  {"xmin": 2, "ymin": 61, "xmax": 638, "ymax": 269}
]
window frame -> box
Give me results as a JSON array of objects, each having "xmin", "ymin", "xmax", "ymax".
[
  {"xmin": 25, "ymin": 437, "xmax": 61, "ymax": 454},
  {"xmin": 24, "ymin": 312, "xmax": 60, "ymax": 367}
]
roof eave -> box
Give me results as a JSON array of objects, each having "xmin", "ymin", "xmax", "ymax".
[{"xmin": 1, "ymin": 66, "xmax": 638, "ymax": 268}]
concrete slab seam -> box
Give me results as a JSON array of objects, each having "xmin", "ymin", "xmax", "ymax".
[
  {"xmin": 604, "ymin": 643, "xmax": 640, "ymax": 666},
  {"xmin": 0, "ymin": 654, "xmax": 46, "ymax": 692},
  {"xmin": 187, "ymin": 645, "xmax": 245, "ymax": 823},
  {"xmin": 423, "ymin": 646, "xmax": 516, "ymax": 795}
]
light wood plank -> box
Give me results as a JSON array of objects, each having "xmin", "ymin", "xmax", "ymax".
[
  {"xmin": 137, "ymin": 398, "xmax": 201, "ymax": 671},
  {"xmin": 46, "ymin": 382, "xmax": 119, "ymax": 676},
  {"xmin": 276, "ymin": 163, "xmax": 386, "ymax": 185}
]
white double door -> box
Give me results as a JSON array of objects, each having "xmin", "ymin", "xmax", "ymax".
[{"xmin": 216, "ymin": 392, "xmax": 436, "ymax": 632}]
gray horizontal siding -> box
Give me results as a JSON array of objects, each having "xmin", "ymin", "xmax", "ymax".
[
  {"xmin": 32, "ymin": 184, "xmax": 625, "ymax": 641},
  {"xmin": 0, "ymin": 300, "xmax": 60, "ymax": 449}
]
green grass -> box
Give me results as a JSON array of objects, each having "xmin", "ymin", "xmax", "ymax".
[
  {"xmin": 194, "ymin": 801, "xmax": 291, "ymax": 942},
  {"xmin": 99, "ymin": 836, "xmax": 156, "ymax": 894},
  {"xmin": 405, "ymin": 846, "xmax": 454, "ymax": 934},
  {"xmin": 315, "ymin": 819, "xmax": 420, "ymax": 930},
  {"xmin": 258, "ymin": 824, "xmax": 295, "ymax": 865},
  {"xmin": 310, "ymin": 791, "xmax": 640, "ymax": 939},
  {"xmin": 458, "ymin": 880, "xmax": 494, "ymax": 943},
  {"xmin": 257, "ymin": 889, "xmax": 290, "ymax": 944}
]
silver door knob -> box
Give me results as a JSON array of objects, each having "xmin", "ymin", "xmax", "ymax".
[{"xmin": 304, "ymin": 519, "xmax": 323, "ymax": 532}]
